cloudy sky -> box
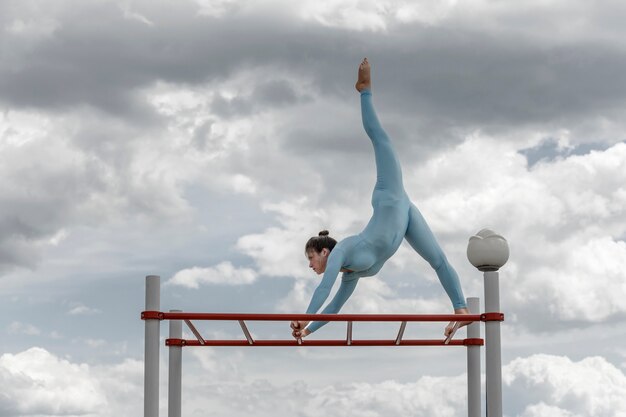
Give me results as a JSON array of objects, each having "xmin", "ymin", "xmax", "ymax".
[{"xmin": 1, "ymin": 0, "xmax": 626, "ymax": 416}]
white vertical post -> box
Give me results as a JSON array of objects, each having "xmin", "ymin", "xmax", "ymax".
[
  {"xmin": 168, "ymin": 310, "xmax": 183, "ymax": 417},
  {"xmin": 466, "ymin": 297, "xmax": 481, "ymax": 417},
  {"xmin": 484, "ymin": 271, "xmax": 502, "ymax": 417},
  {"xmin": 144, "ymin": 275, "xmax": 161, "ymax": 417},
  {"xmin": 467, "ymin": 229, "xmax": 508, "ymax": 417}
]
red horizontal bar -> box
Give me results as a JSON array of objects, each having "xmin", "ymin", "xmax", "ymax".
[
  {"xmin": 154, "ymin": 312, "xmax": 484, "ymax": 322},
  {"xmin": 166, "ymin": 338, "xmax": 482, "ymax": 347}
]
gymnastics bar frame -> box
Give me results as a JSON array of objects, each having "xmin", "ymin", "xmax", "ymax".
[{"xmin": 142, "ymin": 270, "xmax": 504, "ymax": 417}]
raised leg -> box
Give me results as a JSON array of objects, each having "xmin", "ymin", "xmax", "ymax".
[{"xmin": 357, "ymin": 59, "xmax": 405, "ymax": 200}]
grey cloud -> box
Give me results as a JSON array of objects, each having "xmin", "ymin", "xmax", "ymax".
[
  {"xmin": 211, "ymin": 80, "xmax": 311, "ymax": 118},
  {"xmin": 211, "ymin": 93, "xmax": 254, "ymax": 118},
  {"xmin": 3, "ymin": 0, "xmax": 626, "ymax": 139},
  {"xmin": 4, "ymin": 0, "xmax": 625, "ymax": 276},
  {"xmin": 0, "ymin": 1, "xmax": 327, "ymax": 118},
  {"xmin": 0, "ymin": 145, "xmax": 103, "ymax": 271},
  {"xmin": 191, "ymin": 119, "xmax": 216, "ymax": 151},
  {"xmin": 372, "ymin": 39, "xmax": 626, "ymax": 135},
  {"xmin": 0, "ymin": 112, "xmax": 190, "ymax": 273},
  {"xmin": 253, "ymin": 80, "xmax": 303, "ymax": 107}
]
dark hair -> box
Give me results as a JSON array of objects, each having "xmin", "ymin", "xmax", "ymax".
[{"xmin": 305, "ymin": 230, "xmax": 337, "ymax": 254}]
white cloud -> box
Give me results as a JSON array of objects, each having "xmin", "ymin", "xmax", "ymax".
[
  {"xmin": 179, "ymin": 353, "xmax": 626, "ymax": 417},
  {"xmin": 528, "ymin": 237, "xmax": 626, "ymax": 322},
  {"xmin": 0, "ymin": 347, "xmax": 145, "ymax": 417},
  {"xmin": 232, "ymin": 174, "xmax": 257, "ymax": 194},
  {"xmin": 296, "ymin": 0, "xmax": 389, "ymax": 32},
  {"xmin": 68, "ymin": 304, "xmax": 102, "ymax": 315},
  {"xmin": 143, "ymin": 79, "xmax": 294, "ymax": 195},
  {"xmin": 1, "ymin": 347, "xmax": 623, "ymax": 417},
  {"xmin": 395, "ymin": 0, "xmax": 459, "ymax": 25},
  {"xmin": 181, "ymin": 371, "xmax": 467, "ymax": 417},
  {"xmin": 504, "ymin": 354, "xmax": 626, "ymax": 417},
  {"xmin": 5, "ymin": 17, "xmax": 59, "ymax": 38},
  {"xmin": 518, "ymin": 403, "xmax": 580, "ymax": 417},
  {"xmin": 237, "ymin": 196, "xmax": 372, "ymax": 280},
  {"xmin": 91, "ymin": 358, "xmax": 144, "ymax": 417},
  {"xmin": 0, "ymin": 347, "xmax": 106, "ymax": 416},
  {"xmin": 236, "ymin": 197, "xmax": 327, "ymax": 279},
  {"xmin": 193, "ymin": 0, "xmax": 240, "ymax": 18},
  {"xmin": 84, "ymin": 339, "xmax": 106, "ymax": 348},
  {"xmin": 48, "ymin": 228, "xmax": 69, "ymax": 245},
  {"xmin": 120, "ymin": 5, "xmax": 155, "ymax": 26},
  {"xmin": 189, "ymin": 348, "xmax": 243, "ymax": 382},
  {"xmin": 300, "ymin": 376, "xmax": 467, "ymax": 417},
  {"xmin": 226, "ymin": 0, "xmax": 460, "ymax": 31},
  {"xmin": 275, "ymin": 280, "xmax": 312, "ymax": 313},
  {"xmin": 167, "ymin": 262, "xmax": 258, "ymax": 288},
  {"xmin": 7, "ymin": 321, "xmax": 40, "ymax": 336},
  {"xmin": 0, "ymin": 107, "xmax": 195, "ymax": 272},
  {"xmin": 212, "ymin": 0, "xmax": 626, "ymax": 43},
  {"xmin": 350, "ymin": 277, "xmax": 449, "ymax": 314},
  {"xmin": 405, "ymin": 136, "xmax": 626, "ymax": 329}
]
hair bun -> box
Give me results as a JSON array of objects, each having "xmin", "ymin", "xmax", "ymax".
[{"xmin": 318, "ymin": 230, "xmax": 330, "ymax": 236}]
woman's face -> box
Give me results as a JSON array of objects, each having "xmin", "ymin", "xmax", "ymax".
[{"xmin": 306, "ymin": 248, "xmax": 329, "ymax": 275}]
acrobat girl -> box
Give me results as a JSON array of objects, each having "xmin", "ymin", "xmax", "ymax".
[{"xmin": 291, "ymin": 59, "xmax": 471, "ymax": 343}]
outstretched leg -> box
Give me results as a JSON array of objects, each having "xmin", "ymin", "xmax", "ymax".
[
  {"xmin": 404, "ymin": 203, "xmax": 466, "ymax": 307},
  {"xmin": 404, "ymin": 203, "xmax": 472, "ymax": 341},
  {"xmin": 356, "ymin": 59, "xmax": 405, "ymax": 201}
]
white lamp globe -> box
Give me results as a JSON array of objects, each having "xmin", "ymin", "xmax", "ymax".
[{"xmin": 467, "ymin": 229, "xmax": 509, "ymax": 271}]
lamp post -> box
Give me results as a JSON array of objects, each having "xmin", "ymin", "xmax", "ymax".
[{"xmin": 467, "ymin": 229, "xmax": 509, "ymax": 417}]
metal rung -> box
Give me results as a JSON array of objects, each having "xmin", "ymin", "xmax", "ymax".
[
  {"xmin": 347, "ymin": 321, "xmax": 353, "ymax": 345},
  {"xmin": 395, "ymin": 321, "xmax": 407, "ymax": 345},
  {"xmin": 238, "ymin": 320, "xmax": 254, "ymax": 345},
  {"xmin": 184, "ymin": 320, "xmax": 206, "ymax": 345}
]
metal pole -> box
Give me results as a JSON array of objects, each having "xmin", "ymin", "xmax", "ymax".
[
  {"xmin": 466, "ymin": 297, "xmax": 481, "ymax": 417},
  {"xmin": 168, "ymin": 310, "xmax": 183, "ymax": 417},
  {"xmin": 144, "ymin": 275, "xmax": 160, "ymax": 417},
  {"xmin": 484, "ymin": 271, "xmax": 502, "ymax": 417}
]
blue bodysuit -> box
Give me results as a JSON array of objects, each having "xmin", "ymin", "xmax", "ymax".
[{"xmin": 305, "ymin": 90, "xmax": 466, "ymax": 333}]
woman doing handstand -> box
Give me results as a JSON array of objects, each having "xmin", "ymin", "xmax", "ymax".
[{"xmin": 291, "ymin": 59, "xmax": 472, "ymax": 343}]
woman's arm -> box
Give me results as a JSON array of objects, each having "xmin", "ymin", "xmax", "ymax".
[
  {"xmin": 306, "ymin": 277, "xmax": 359, "ymax": 333},
  {"xmin": 292, "ymin": 250, "xmax": 346, "ymax": 339},
  {"xmin": 305, "ymin": 250, "xmax": 345, "ymax": 314}
]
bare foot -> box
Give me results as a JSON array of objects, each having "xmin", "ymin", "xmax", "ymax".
[
  {"xmin": 443, "ymin": 308, "xmax": 474, "ymax": 344},
  {"xmin": 355, "ymin": 58, "xmax": 371, "ymax": 92}
]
